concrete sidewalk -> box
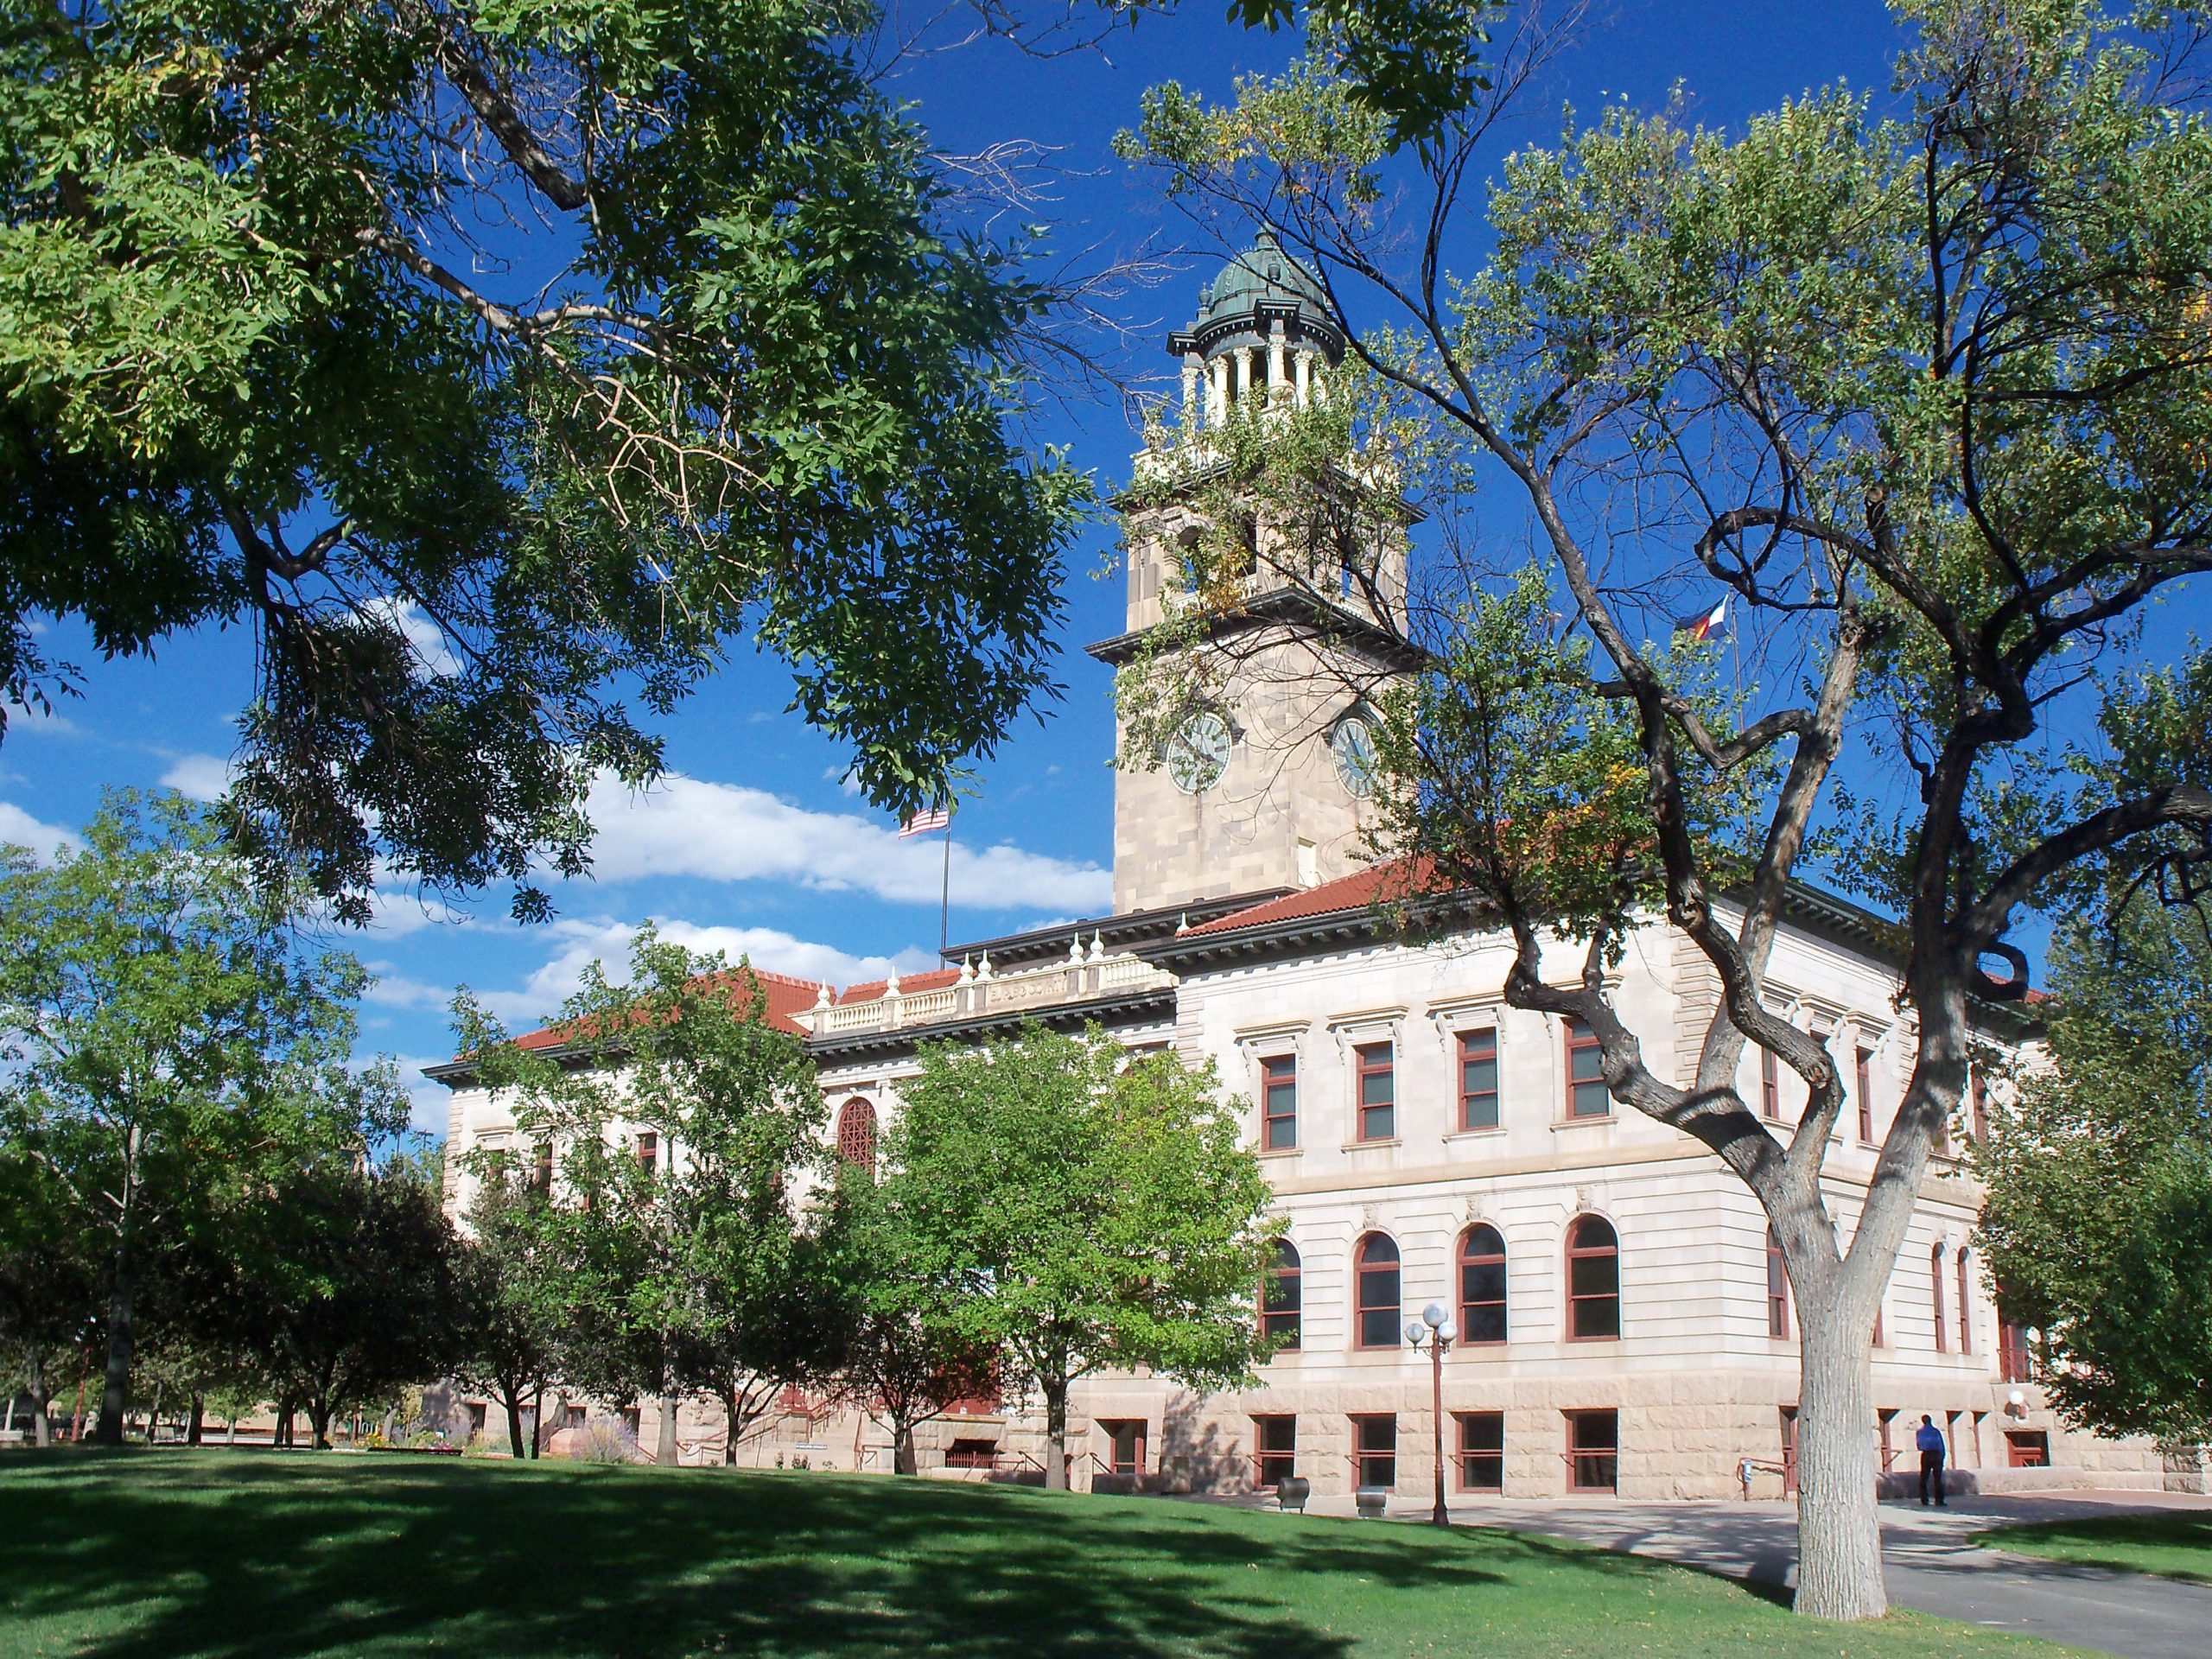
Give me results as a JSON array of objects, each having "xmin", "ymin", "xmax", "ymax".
[{"xmin": 1281, "ymin": 1489, "xmax": 2212, "ymax": 1659}]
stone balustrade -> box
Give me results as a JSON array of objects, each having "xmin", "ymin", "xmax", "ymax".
[{"xmin": 803, "ymin": 944, "xmax": 1173, "ymax": 1039}]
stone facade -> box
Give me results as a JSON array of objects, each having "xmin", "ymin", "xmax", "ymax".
[{"xmin": 430, "ymin": 239, "xmax": 2170, "ymax": 1497}]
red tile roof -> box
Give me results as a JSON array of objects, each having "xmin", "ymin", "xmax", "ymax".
[
  {"xmin": 511, "ymin": 966, "xmax": 830, "ymax": 1049},
  {"xmin": 836, "ymin": 967, "xmax": 962, "ymax": 1004},
  {"xmin": 1181, "ymin": 857, "xmax": 1447, "ymax": 937}
]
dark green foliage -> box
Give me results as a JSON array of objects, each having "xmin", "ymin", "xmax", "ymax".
[
  {"xmin": 0, "ymin": 0, "xmax": 1086, "ymax": 921},
  {"xmin": 1974, "ymin": 903, "xmax": 2212, "ymax": 1441}
]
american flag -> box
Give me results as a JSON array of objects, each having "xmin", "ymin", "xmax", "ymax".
[{"xmin": 899, "ymin": 805, "xmax": 952, "ymax": 837}]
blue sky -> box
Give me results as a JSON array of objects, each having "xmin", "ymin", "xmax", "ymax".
[{"xmin": 0, "ymin": 3, "xmax": 1935, "ymax": 1133}]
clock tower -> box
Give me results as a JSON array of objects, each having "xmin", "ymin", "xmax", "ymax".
[{"xmin": 1089, "ymin": 233, "xmax": 1421, "ymax": 918}]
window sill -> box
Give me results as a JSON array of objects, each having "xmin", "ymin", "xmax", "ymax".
[
  {"xmin": 1551, "ymin": 1116, "xmax": 1614, "ymax": 1131},
  {"xmin": 1444, "ymin": 1126, "xmax": 1505, "ymax": 1143},
  {"xmin": 1255, "ymin": 1144, "xmax": 1302, "ymax": 1160},
  {"xmin": 1343, "ymin": 1136, "xmax": 1402, "ymax": 1152}
]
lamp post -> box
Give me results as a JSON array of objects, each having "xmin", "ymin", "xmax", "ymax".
[{"xmin": 1405, "ymin": 1300, "xmax": 1456, "ymax": 1528}]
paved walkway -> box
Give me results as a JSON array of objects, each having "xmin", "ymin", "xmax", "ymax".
[{"xmin": 1277, "ymin": 1489, "xmax": 2212, "ymax": 1659}]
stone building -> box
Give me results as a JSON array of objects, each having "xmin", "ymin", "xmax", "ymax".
[{"xmin": 434, "ymin": 241, "xmax": 2165, "ymax": 1497}]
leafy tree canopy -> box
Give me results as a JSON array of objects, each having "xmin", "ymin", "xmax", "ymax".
[{"xmin": 1976, "ymin": 901, "xmax": 2212, "ymax": 1441}]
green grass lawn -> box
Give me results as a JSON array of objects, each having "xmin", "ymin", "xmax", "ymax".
[
  {"xmin": 1, "ymin": 1451, "xmax": 2096, "ymax": 1659},
  {"xmin": 1976, "ymin": 1510, "xmax": 2212, "ymax": 1584}
]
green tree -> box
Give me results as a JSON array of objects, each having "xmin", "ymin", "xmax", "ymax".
[
  {"xmin": 454, "ymin": 928, "xmax": 836, "ymax": 1466},
  {"xmin": 888, "ymin": 1026, "xmax": 1276, "ymax": 1491},
  {"xmin": 219, "ymin": 1143, "xmax": 466, "ymax": 1449},
  {"xmin": 0, "ymin": 0, "xmax": 1087, "ymax": 921},
  {"xmin": 0, "ymin": 1141, "xmax": 98, "ymax": 1446},
  {"xmin": 1976, "ymin": 903, "xmax": 2212, "ymax": 1441},
  {"xmin": 821, "ymin": 1163, "xmax": 1003, "ymax": 1476},
  {"xmin": 1127, "ymin": 0, "xmax": 2212, "ymax": 1616},
  {"xmin": 454, "ymin": 1160, "xmax": 571, "ymax": 1460},
  {"xmin": 0, "ymin": 791, "xmax": 388, "ymax": 1445}
]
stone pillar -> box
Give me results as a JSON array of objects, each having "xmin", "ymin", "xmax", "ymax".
[
  {"xmin": 1268, "ymin": 321, "xmax": 1290, "ymax": 404},
  {"xmin": 1294, "ymin": 347, "xmax": 1314, "ymax": 407},
  {"xmin": 1236, "ymin": 346, "xmax": 1258, "ymax": 409},
  {"xmin": 1206, "ymin": 354, "xmax": 1228, "ymax": 426},
  {"xmin": 1181, "ymin": 351, "xmax": 1203, "ymax": 428}
]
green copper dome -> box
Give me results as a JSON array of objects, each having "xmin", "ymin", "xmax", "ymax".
[{"xmin": 1170, "ymin": 230, "xmax": 1345, "ymax": 361}]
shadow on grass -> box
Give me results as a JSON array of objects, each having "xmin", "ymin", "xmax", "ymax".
[
  {"xmin": 0, "ymin": 1452, "xmax": 1565, "ymax": 1659},
  {"xmin": 1976, "ymin": 1513, "xmax": 2212, "ymax": 1586}
]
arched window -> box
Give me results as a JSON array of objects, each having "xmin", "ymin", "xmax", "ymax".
[
  {"xmin": 836, "ymin": 1097, "xmax": 877, "ymax": 1173},
  {"xmin": 1766, "ymin": 1226, "xmax": 1790, "ymax": 1339},
  {"xmin": 1355, "ymin": 1234, "xmax": 1402, "ymax": 1350},
  {"xmin": 1458, "ymin": 1225, "xmax": 1508, "ymax": 1345},
  {"xmin": 1930, "ymin": 1243, "xmax": 1948, "ymax": 1353},
  {"xmin": 1955, "ymin": 1248, "xmax": 1973, "ymax": 1355},
  {"xmin": 1262, "ymin": 1241, "xmax": 1301, "ymax": 1351},
  {"xmin": 1566, "ymin": 1216, "xmax": 1620, "ymax": 1341}
]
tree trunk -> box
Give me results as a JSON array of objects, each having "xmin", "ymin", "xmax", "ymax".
[
  {"xmin": 503, "ymin": 1388, "xmax": 526, "ymax": 1459},
  {"xmin": 1793, "ymin": 1300, "xmax": 1886, "ymax": 1619},
  {"xmin": 93, "ymin": 1232, "xmax": 136, "ymax": 1446},
  {"xmin": 531, "ymin": 1381, "xmax": 545, "ymax": 1459},
  {"xmin": 1043, "ymin": 1382, "xmax": 1069, "ymax": 1491},
  {"xmin": 148, "ymin": 1379, "xmax": 164, "ymax": 1444},
  {"xmin": 894, "ymin": 1417, "xmax": 918, "ymax": 1477},
  {"xmin": 723, "ymin": 1385, "xmax": 741, "ymax": 1466},
  {"xmin": 657, "ymin": 1392, "xmax": 680, "ymax": 1466},
  {"xmin": 187, "ymin": 1390, "xmax": 205, "ymax": 1446},
  {"xmin": 308, "ymin": 1396, "xmax": 334, "ymax": 1451},
  {"xmin": 28, "ymin": 1351, "xmax": 50, "ymax": 1448}
]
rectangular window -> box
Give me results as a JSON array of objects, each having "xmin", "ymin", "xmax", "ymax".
[
  {"xmin": 1458, "ymin": 1411, "xmax": 1503, "ymax": 1492},
  {"xmin": 1877, "ymin": 1408, "xmax": 1897, "ymax": 1473},
  {"xmin": 1262, "ymin": 1055, "xmax": 1298, "ymax": 1150},
  {"xmin": 1766, "ymin": 1228, "xmax": 1790, "ymax": 1340},
  {"xmin": 1101, "ymin": 1419, "xmax": 1147, "ymax": 1476},
  {"xmin": 1566, "ymin": 1019, "xmax": 1609, "ymax": 1118},
  {"xmin": 1459, "ymin": 1027, "xmax": 1499, "ymax": 1130},
  {"xmin": 1352, "ymin": 1414, "xmax": 1397, "ymax": 1488},
  {"xmin": 533, "ymin": 1141, "xmax": 553, "ymax": 1192},
  {"xmin": 945, "ymin": 1438, "xmax": 999, "ymax": 1470},
  {"xmin": 1566, "ymin": 1410, "xmax": 1618, "ymax": 1492},
  {"xmin": 1760, "ymin": 1046, "xmax": 1780, "ymax": 1122},
  {"xmin": 637, "ymin": 1131, "xmax": 658, "ymax": 1175},
  {"xmin": 1355, "ymin": 1042, "xmax": 1395, "ymax": 1141},
  {"xmin": 1971, "ymin": 1065, "xmax": 1990, "ymax": 1143},
  {"xmin": 1856, "ymin": 1049, "xmax": 1875, "ymax": 1143},
  {"xmin": 1253, "ymin": 1414, "xmax": 1297, "ymax": 1488},
  {"xmin": 2005, "ymin": 1429, "xmax": 2050, "ymax": 1468}
]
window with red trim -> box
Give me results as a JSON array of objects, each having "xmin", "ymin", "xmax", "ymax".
[
  {"xmin": 1998, "ymin": 1290, "xmax": 2032, "ymax": 1382},
  {"xmin": 533, "ymin": 1141, "xmax": 553, "ymax": 1193},
  {"xmin": 1760, "ymin": 1046, "xmax": 1781, "ymax": 1121},
  {"xmin": 1766, "ymin": 1226, "xmax": 1790, "ymax": 1339},
  {"xmin": 1567, "ymin": 1409, "xmax": 1618, "ymax": 1492},
  {"xmin": 1262, "ymin": 1240, "xmax": 1301, "ymax": 1350},
  {"xmin": 836, "ymin": 1097, "xmax": 877, "ymax": 1173},
  {"xmin": 1458, "ymin": 1224, "xmax": 1507, "ymax": 1345},
  {"xmin": 1262, "ymin": 1055, "xmax": 1298, "ymax": 1150},
  {"xmin": 1458, "ymin": 1412, "xmax": 1503, "ymax": 1491},
  {"xmin": 1566, "ymin": 1019, "xmax": 1608, "ymax": 1118},
  {"xmin": 1955, "ymin": 1249, "xmax": 1973, "ymax": 1355},
  {"xmin": 1352, "ymin": 1413, "xmax": 1397, "ymax": 1487},
  {"xmin": 1459, "ymin": 1027, "xmax": 1499, "ymax": 1130},
  {"xmin": 1253, "ymin": 1414, "xmax": 1296, "ymax": 1488},
  {"xmin": 1355, "ymin": 1042, "xmax": 1395, "ymax": 1141},
  {"xmin": 1566, "ymin": 1215, "xmax": 1620, "ymax": 1340},
  {"xmin": 1971, "ymin": 1065, "xmax": 1990, "ymax": 1143},
  {"xmin": 1355, "ymin": 1233, "xmax": 1402, "ymax": 1349},
  {"xmin": 1931, "ymin": 1243, "xmax": 1948, "ymax": 1353},
  {"xmin": 1856, "ymin": 1048, "xmax": 1876, "ymax": 1142},
  {"xmin": 636, "ymin": 1131, "xmax": 658, "ymax": 1176}
]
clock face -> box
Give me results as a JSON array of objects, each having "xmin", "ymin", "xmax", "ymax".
[
  {"xmin": 1165, "ymin": 709, "xmax": 1232, "ymax": 794},
  {"xmin": 1332, "ymin": 714, "xmax": 1378, "ymax": 798}
]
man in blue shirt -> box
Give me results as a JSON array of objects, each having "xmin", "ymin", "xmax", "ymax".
[{"xmin": 1916, "ymin": 1414, "xmax": 1948, "ymax": 1506}]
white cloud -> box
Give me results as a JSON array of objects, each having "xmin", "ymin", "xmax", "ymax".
[
  {"xmin": 451, "ymin": 914, "xmax": 938, "ymax": 1028},
  {"xmin": 4, "ymin": 700, "xmax": 80, "ymax": 738},
  {"xmin": 577, "ymin": 772, "xmax": 1110, "ymax": 913},
  {"xmin": 161, "ymin": 753, "xmax": 232, "ymax": 801},
  {"xmin": 382, "ymin": 1053, "xmax": 460, "ymax": 1139},
  {"xmin": 364, "ymin": 595, "xmax": 462, "ymax": 678},
  {"xmin": 0, "ymin": 800, "xmax": 81, "ymax": 859}
]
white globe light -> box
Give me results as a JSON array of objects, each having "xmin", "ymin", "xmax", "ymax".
[
  {"xmin": 2008, "ymin": 1389, "xmax": 2026, "ymax": 1408},
  {"xmin": 1421, "ymin": 1301, "xmax": 1447, "ymax": 1329},
  {"xmin": 1437, "ymin": 1320, "xmax": 1459, "ymax": 1344},
  {"xmin": 1404, "ymin": 1321, "xmax": 1425, "ymax": 1345}
]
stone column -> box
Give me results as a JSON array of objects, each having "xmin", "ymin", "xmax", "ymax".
[
  {"xmin": 1206, "ymin": 354, "xmax": 1228, "ymax": 426},
  {"xmin": 1236, "ymin": 345, "xmax": 1258, "ymax": 409},
  {"xmin": 1182, "ymin": 351, "xmax": 1204, "ymax": 429},
  {"xmin": 1268, "ymin": 321, "xmax": 1290, "ymax": 404},
  {"xmin": 1294, "ymin": 347, "xmax": 1314, "ymax": 407}
]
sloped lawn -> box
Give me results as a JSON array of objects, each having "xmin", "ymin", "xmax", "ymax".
[{"xmin": 0, "ymin": 1452, "xmax": 2097, "ymax": 1658}]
